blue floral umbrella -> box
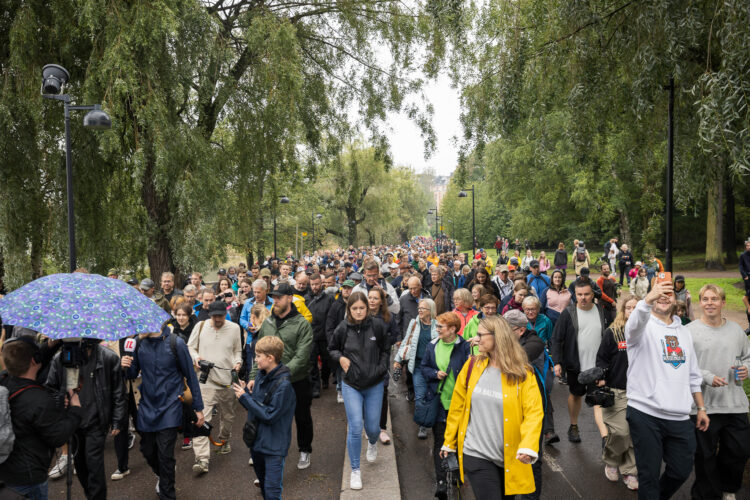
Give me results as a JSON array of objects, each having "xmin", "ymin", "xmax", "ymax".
[{"xmin": 0, "ymin": 273, "xmax": 170, "ymax": 340}]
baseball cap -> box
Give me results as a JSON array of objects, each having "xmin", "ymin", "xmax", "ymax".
[
  {"xmin": 529, "ymin": 260, "xmax": 540, "ymax": 268},
  {"xmin": 260, "ymin": 268, "xmax": 271, "ymax": 277},
  {"xmin": 139, "ymin": 278, "xmax": 155, "ymax": 290},
  {"xmin": 580, "ymin": 267, "xmax": 590, "ymax": 276},
  {"xmin": 341, "ymin": 280, "xmax": 356, "ymax": 288},
  {"xmin": 208, "ymin": 301, "xmax": 227, "ymax": 316},
  {"xmin": 217, "ymin": 268, "xmax": 227, "ymax": 275},
  {"xmin": 498, "ymin": 265, "xmax": 509, "ymax": 273},
  {"xmin": 269, "ymin": 283, "xmax": 295, "ymax": 297},
  {"xmin": 107, "ymin": 268, "xmax": 118, "ymax": 276},
  {"xmin": 503, "ymin": 309, "xmax": 528, "ymax": 328},
  {"xmin": 389, "ymin": 263, "xmax": 399, "ymax": 269},
  {"xmin": 674, "ymin": 275, "xmax": 685, "ymax": 283}
]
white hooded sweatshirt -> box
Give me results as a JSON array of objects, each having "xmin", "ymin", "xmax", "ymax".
[{"xmin": 624, "ymin": 300, "xmax": 702, "ymax": 420}]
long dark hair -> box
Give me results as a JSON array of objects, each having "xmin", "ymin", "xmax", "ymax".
[
  {"xmin": 550, "ymin": 270, "xmax": 565, "ymax": 291},
  {"xmin": 367, "ymin": 287, "xmax": 391, "ymax": 323}
]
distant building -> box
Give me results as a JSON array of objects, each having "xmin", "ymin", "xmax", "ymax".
[{"xmin": 431, "ymin": 176, "xmax": 448, "ymax": 208}]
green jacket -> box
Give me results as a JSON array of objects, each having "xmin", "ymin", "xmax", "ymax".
[
  {"xmin": 251, "ymin": 305, "xmax": 313, "ymax": 383},
  {"xmin": 462, "ymin": 314, "xmax": 482, "ymax": 356}
]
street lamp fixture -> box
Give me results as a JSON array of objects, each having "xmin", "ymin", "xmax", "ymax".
[
  {"xmin": 458, "ymin": 185, "xmax": 476, "ymax": 257},
  {"xmin": 41, "ymin": 64, "xmax": 111, "ymax": 273}
]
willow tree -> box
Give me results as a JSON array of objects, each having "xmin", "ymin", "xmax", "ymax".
[{"xmin": 1, "ymin": 0, "xmax": 464, "ymax": 287}]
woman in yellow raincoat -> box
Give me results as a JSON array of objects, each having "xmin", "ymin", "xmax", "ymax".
[{"xmin": 441, "ymin": 315, "xmax": 544, "ymax": 498}]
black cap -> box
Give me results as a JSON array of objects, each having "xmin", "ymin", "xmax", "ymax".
[
  {"xmin": 269, "ymin": 283, "xmax": 295, "ymax": 297},
  {"xmin": 529, "ymin": 260, "xmax": 540, "ymax": 268},
  {"xmin": 674, "ymin": 275, "xmax": 685, "ymax": 283},
  {"xmin": 217, "ymin": 268, "xmax": 227, "ymax": 274},
  {"xmin": 208, "ymin": 301, "xmax": 227, "ymax": 316}
]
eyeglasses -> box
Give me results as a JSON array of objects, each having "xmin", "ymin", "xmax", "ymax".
[
  {"xmin": 475, "ymin": 332, "xmax": 493, "ymax": 338},
  {"xmin": 417, "ymin": 307, "xmax": 430, "ymax": 312}
]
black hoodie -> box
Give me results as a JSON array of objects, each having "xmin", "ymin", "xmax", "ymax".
[
  {"xmin": 328, "ymin": 316, "xmax": 389, "ymax": 391},
  {"xmin": 0, "ymin": 374, "xmax": 82, "ymax": 485}
]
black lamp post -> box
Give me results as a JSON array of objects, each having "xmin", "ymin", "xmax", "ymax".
[
  {"xmin": 312, "ymin": 213, "xmax": 322, "ymax": 254},
  {"xmin": 458, "ymin": 184, "xmax": 476, "ymax": 257},
  {"xmin": 273, "ymin": 195, "xmax": 290, "ymax": 258},
  {"xmin": 427, "ymin": 208, "xmax": 440, "ymax": 252},
  {"xmin": 41, "ymin": 64, "xmax": 112, "ymax": 273},
  {"xmin": 664, "ymin": 77, "xmax": 674, "ymax": 273}
]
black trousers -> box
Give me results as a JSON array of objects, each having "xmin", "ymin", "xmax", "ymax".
[
  {"xmin": 309, "ymin": 337, "xmax": 332, "ymax": 391},
  {"xmin": 292, "ymin": 378, "xmax": 314, "ymax": 453},
  {"xmin": 619, "ymin": 264, "xmax": 631, "ymax": 286},
  {"xmin": 627, "ymin": 406, "xmax": 695, "ymax": 500},
  {"xmin": 433, "ymin": 420, "xmax": 447, "ymax": 483},
  {"xmin": 380, "ymin": 384, "xmax": 389, "ymax": 430},
  {"xmin": 73, "ymin": 427, "xmax": 107, "ymax": 500},
  {"xmin": 691, "ymin": 412, "xmax": 750, "ymax": 499},
  {"xmin": 519, "ymin": 431, "xmax": 544, "ymax": 500},
  {"xmin": 140, "ymin": 427, "xmax": 178, "ymax": 500},
  {"xmin": 463, "ymin": 454, "xmax": 514, "ymax": 500},
  {"xmin": 114, "ymin": 386, "xmax": 138, "ymax": 471}
]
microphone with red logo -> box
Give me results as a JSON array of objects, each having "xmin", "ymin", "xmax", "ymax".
[{"xmin": 121, "ymin": 337, "xmax": 136, "ymax": 370}]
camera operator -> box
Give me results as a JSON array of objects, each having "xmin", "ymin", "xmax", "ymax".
[
  {"xmin": 595, "ymin": 295, "xmax": 639, "ymax": 490},
  {"xmin": 45, "ymin": 337, "xmax": 126, "ymax": 500},
  {"xmin": 0, "ymin": 336, "xmax": 82, "ymax": 500},
  {"xmin": 187, "ymin": 300, "xmax": 242, "ymax": 474},
  {"xmin": 121, "ymin": 324, "xmax": 204, "ymax": 499}
]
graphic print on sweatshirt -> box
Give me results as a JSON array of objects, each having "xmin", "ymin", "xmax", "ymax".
[{"xmin": 660, "ymin": 335, "xmax": 685, "ymax": 368}]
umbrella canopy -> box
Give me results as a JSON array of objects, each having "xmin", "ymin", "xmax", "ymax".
[{"xmin": 0, "ymin": 273, "xmax": 170, "ymax": 340}]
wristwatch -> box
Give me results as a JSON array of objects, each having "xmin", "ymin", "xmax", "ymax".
[{"xmin": 696, "ymin": 407, "xmax": 707, "ymax": 412}]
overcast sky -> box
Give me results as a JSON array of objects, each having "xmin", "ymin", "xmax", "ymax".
[{"xmin": 384, "ymin": 74, "xmax": 462, "ymax": 177}]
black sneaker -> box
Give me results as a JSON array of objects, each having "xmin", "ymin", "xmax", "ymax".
[
  {"xmin": 322, "ymin": 380, "xmax": 329, "ymax": 390},
  {"xmin": 407, "ymin": 389, "xmax": 415, "ymax": 402},
  {"xmin": 434, "ymin": 480, "xmax": 447, "ymax": 500},
  {"xmin": 312, "ymin": 388, "xmax": 321, "ymax": 399},
  {"xmin": 544, "ymin": 432, "xmax": 560, "ymax": 445},
  {"xmin": 568, "ymin": 425, "xmax": 581, "ymax": 443}
]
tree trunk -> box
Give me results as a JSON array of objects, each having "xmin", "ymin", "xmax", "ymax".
[
  {"xmin": 724, "ymin": 174, "xmax": 737, "ymax": 264},
  {"xmin": 245, "ymin": 249, "xmax": 254, "ymax": 267},
  {"xmin": 0, "ymin": 246, "xmax": 6, "ymax": 294},
  {"xmin": 618, "ymin": 208, "xmax": 633, "ymax": 250},
  {"xmin": 141, "ymin": 139, "xmax": 178, "ymax": 283},
  {"xmin": 704, "ymin": 172, "xmax": 724, "ymax": 270},
  {"xmin": 29, "ymin": 230, "xmax": 43, "ymax": 280},
  {"xmin": 346, "ymin": 206, "xmax": 357, "ymax": 246}
]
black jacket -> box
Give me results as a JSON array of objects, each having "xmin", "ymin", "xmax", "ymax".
[
  {"xmin": 167, "ymin": 316, "xmax": 196, "ymax": 344},
  {"xmin": 46, "ymin": 344, "xmax": 127, "ymax": 431},
  {"xmin": 306, "ymin": 290, "xmax": 334, "ymax": 341},
  {"xmin": 0, "ymin": 374, "xmax": 82, "ymax": 485},
  {"xmin": 553, "ymin": 250, "xmax": 568, "ymax": 267},
  {"xmin": 550, "ymin": 302, "xmax": 606, "ymax": 372},
  {"xmin": 739, "ymin": 250, "xmax": 750, "ymax": 279},
  {"xmin": 519, "ymin": 329, "xmax": 545, "ymax": 373},
  {"xmin": 617, "ymin": 250, "xmax": 634, "ymax": 268},
  {"xmin": 328, "ymin": 316, "xmax": 389, "ymax": 391},
  {"xmin": 325, "ymin": 294, "xmax": 347, "ymax": 345},
  {"xmin": 595, "ymin": 327, "xmax": 628, "ymax": 390}
]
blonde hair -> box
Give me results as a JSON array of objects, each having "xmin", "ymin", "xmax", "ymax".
[
  {"xmin": 250, "ymin": 304, "xmax": 271, "ymax": 325},
  {"xmin": 453, "ymin": 288, "xmax": 472, "ymax": 306},
  {"xmin": 255, "ymin": 336, "xmax": 284, "ymax": 363},
  {"xmin": 476, "ymin": 316, "xmax": 529, "ymax": 384},
  {"xmin": 609, "ymin": 294, "xmax": 638, "ymax": 338},
  {"xmin": 698, "ymin": 283, "xmax": 725, "ymax": 301}
]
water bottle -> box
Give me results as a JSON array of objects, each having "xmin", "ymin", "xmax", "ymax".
[{"xmin": 734, "ymin": 356, "xmax": 743, "ymax": 386}]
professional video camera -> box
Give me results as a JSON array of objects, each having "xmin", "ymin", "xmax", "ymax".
[
  {"xmin": 60, "ymin": 338, "xmax": 101, "ymax": 391},
  {"xmin": 198, "ymin": 360, "xmax": 215, "ymax": 384},
  {"xmin": 577, "ymin": 366, "xmax": 615, "ymax": 408}
]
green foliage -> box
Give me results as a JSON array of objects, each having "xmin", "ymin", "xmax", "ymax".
[
  {"xmin": 445, "ymin": 0, "xmax": 750, "ymax": 256},
  {"xmin": 0, "ymin": 0, "xmax": 464, "ymax": 287}
]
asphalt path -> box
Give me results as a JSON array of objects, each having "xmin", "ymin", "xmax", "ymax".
[
  {"xmin": 391, "ymin": 373, "xmax": 750, "ymax": 500},
  {"xmin": 49, "ymin": 383, "xmax": 346, "ymax": 500}
]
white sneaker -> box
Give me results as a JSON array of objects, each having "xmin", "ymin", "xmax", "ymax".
[
  {"xmin": 350, "ymin": 469, "xmax": 362, "ymax": 490},
  {"xmin": 297, "ymin": 451, "xmax": 311, "ymax": 469},
  {"xmin": 337, "ymin": 391, "xmax": 344, "ymax": 403},
  {"xmin": 605, "ymin": 465, "xmax": 619, "ymax": 482},
  {"xmin": 48, "ymin": 455, "xmax": 69, "ymax": 479},
  {"xmin": 155, "ymin": 478, "xmax": 160, "ymax": 495},
  {"xmin": 110, "ymin": 468, "xmax": 130, "ymax": 480},
  {"xmin": 366, "ymin": 442, "xmax": 377, "ymax": 463},
  {"xmin": 192, "ymin": 459, "xmax": 209, "ymax": 474},
  {"xmin": 721, "ymin": 493, "xmax": 735, "ymax": 500},
  {"xmin": 248, "ymin": 457, "xmax": 254, "ymax": 466},
  {"xmin": 623, "ymin": 474, "xmax": 639, "ymax": 490}
]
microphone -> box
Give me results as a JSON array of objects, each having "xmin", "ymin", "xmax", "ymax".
[{"xmin": 123, "ymin": 337, "xmax": 136, "ymax": 354}]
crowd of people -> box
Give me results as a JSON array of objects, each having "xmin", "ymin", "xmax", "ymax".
[{"xmin": 0, "ymin": 236, "xmax": 749, "ymax": 500}]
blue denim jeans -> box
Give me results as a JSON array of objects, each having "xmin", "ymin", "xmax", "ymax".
[
  {"xmin": 250, "ymin": 451, "xmax": 285, "ymax": 500},
  {"xmin": 342, "ymin": 381, "xmax": 384, "ymax": 470},
  {"xmin": 411, "ymin": 362, "xmax": 428, "ymax": 406},
  {"xmin": 5, "ymin": 482, "xmax": 48, "ymax": 500}
]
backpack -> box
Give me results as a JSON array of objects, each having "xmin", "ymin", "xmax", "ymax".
[
  {"xmin": 0, "ymin": 383, "xmax": 43, "ymax": 464},
  {"xmin": 576, "ymin": 247, "xmax": 587, "ymax": 262}
]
